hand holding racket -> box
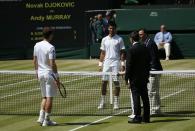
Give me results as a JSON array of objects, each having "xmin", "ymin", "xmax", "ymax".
[
  {"xmin": 51, "ymin": 73, "xmax": 67, "ymax": 98},
  {"xmin": 120, "ymin": 66, "xmax": 125, "ymax": 78},
  {"xmin": 118, "ymin": 71, "xmax": 129, "ymax": 86}
]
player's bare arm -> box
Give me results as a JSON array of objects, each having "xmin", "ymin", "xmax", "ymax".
[
  {"xmin": 99, "ymin": 50, "xmax": 105, "ymax": 72},
  {"xmin": 49, "ymin": 59, "xmax": 60, "ymax": 86},
  {"xmin": 33, "ymin": 56, "xmax": 38, "ymax": 79},
  {"xmin": 120, "ymin": 49, "xmax": 126, "ymax": 72}
]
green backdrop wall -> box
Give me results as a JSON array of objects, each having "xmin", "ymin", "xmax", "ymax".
[{"xmin": 89, "ymin": 7, "xmax": 195, "ymax": 59}]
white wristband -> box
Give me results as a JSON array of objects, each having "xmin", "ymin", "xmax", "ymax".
[
  {"xmin": 98, "ymin": 62, "xmax": 103, "ymax": 67},
  {"xmin": 121, "ymin": 61, "xmax": 125, "ymax": 66}
]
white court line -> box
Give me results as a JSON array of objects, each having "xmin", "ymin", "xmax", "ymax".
[
  {"xmin": 0, "ymin": 79, "xmax": 36, "ymax": 89},
  {"xmin": 0, "ymin": 76, "xmax": 92, "ymax": 99},
  {"xmin": 0, "ymin": 75, "xmax": 91, "ymax": 89},
  {"xmin": 69, "ymin": 89, "xmax": 186, "ymax": 131},
  {"xmin": 0, "ymin": 88, "xmax": 40, "ymax": 99},
  {"xmin": 61, "ymin": 76, "xmax": 92, "ymax": 84},
  {"xmin": 69, "ymin": 109, "xmax": 130, "ymax": 131},
  {"xmin": 160, "ymin": 89, "xmax": 186, "ymax": 99}
]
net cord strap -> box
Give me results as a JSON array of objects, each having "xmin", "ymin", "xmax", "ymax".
[
  {"xmin": 1, "ymin": 70, "xmax": 195, "ymax": 75},
  {"xmin": 0, "ymin": 70, "xmax": 111, "ymax": 76}
]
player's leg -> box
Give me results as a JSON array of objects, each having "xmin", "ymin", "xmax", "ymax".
[
  {"xmin": 164, "ymin": 43, "xmax": 171, "ymax": 60},
  {"xmin": 37, "ymin": 76, "xmax": 46, "ymax": 124},
  {"xmin": 101, "ymin": 81, "xmax": 108, "ymax": 95},
  {"xmin": 114, "ymin": 81, "xmax": 120, "ymax": 96},
  {"xmin": 98, "ymin": 65, "xmax": 110, "ymax": 109},
  {"xmin": 37, "ymin": 98, "xmax": 46, "ymax": 123},
  {"xmin": 98, "ymin": 81, "xmax": 108, "ymax": 109},
  {"xmin": 45, "ymin": 97, "xmax": 53, "ymax": 113},
  {"xmin": 42, "ymin": 97, "xmax": 57, "ymax": 126},
  {"xmin": 42, "ymin": 73, "xmax": 57, "ymax": 126},
  {"xmin": 113, "ymin": 80, "xmax": 120, "ymax": 109},
  {"xmin": 112, "ymin": 66, "xmax": 120, "ymax": 110}
]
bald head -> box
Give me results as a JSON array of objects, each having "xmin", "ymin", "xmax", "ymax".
[
  {"xmin": 97, "ymin": 14, "xmax": 103, "ymax": 20},
  {"xmin": 160, "ymin": 24, "xmax": 166, "ymax": 32}
]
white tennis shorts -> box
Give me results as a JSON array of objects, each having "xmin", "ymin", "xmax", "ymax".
[
  {"xmin": 38, "ymin": 72, "xmax": 57, "ymax": 97},
  {"xmin": 102, "ymin": 65, "xmax": 119, "ymax": 81}
]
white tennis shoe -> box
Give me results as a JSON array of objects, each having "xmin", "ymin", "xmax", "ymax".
[
  {"xmin": 42, "ymin": 120, "xmax": 57, "ymax": 126},
  {"xmin": 37, "ymin": 118, "xmax": 44, "ymax": 124},
  {"xmin": 113, "ymin": 102, "xmax": 119, "ymax": 110},
  {"xmin": 165, "ymin": 57, "xmax": 169, "ymax": 61},
  {"xmin": 128, "ymin": 114, "xmax": 135, "ymax": 119},
  {"xmin": 98, "ymin": 103, "xmax": 105, "ymax": 109}
]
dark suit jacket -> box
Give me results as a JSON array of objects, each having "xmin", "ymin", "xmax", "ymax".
[
  {"xmin": 144, "ymin": 38, "xmax": 163, "ymax": 71},
  {"xmin": 125, "ymin": 42, "xmax": 151, "ymax": 85}
]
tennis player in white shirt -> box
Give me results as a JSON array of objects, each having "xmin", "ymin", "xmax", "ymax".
[
  {"xmin": 33, "ymin": 27, "xmax": 59, "ymax": 126},
  {"xmin": 98, "ymin": 22, "xmax": 126, "ymax": 110}
]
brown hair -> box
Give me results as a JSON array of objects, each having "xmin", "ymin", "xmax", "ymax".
[
  {"xmin": 130, "ymin": 31, "xmax": 139, "ymax": 42},
  {"xmin": 42, "ymin": 27, "xmax": 53, "ymax": 39}
]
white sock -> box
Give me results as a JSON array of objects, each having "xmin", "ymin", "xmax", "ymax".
[
  {"xmin": 101, "ymin": 95, "xmax": 106, "ymax": 104},
  {"xmin": 114, "ymin": 96, "xmax": 119, "ymax": 103},
  {"xmin": 44, "ymin": 112, "xmax": 50, "ymax": 121},
  {"xmin": 39, "ymin": 109, "xmax": 45, "ymax": 119}
]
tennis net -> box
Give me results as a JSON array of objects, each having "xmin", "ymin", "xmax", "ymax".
[{"xmin": 0, "ymin": 70, "xmax": 195, "ymax": 116}]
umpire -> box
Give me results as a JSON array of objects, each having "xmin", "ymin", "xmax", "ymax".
[{"xmin": 125, "ymin": 31, "xmax": 151, "ymax": 123}]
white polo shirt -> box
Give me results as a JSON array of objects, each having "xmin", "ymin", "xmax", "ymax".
[
  {"xmin": 33, "ymin": 40, "xmax": 56, "ymax": 75},
  {"xmin": 100, "ymin": 34, "xmax": 125, "ymax": 66}
]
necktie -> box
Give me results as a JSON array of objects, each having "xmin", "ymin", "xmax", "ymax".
[{"xmin": 162, "ymin": 32, "xmax": 164, "ymax": 42}]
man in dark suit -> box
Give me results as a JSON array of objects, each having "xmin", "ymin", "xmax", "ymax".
[
  {"xmin": 139, "ymin": 29, "xmax": 163, "ymax": 115},
  {"xmin": 125, "ymin": 31, "xmax": 151, "ymax": 123}
]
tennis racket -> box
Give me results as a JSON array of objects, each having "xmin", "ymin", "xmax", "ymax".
[{"xmin": 51, "ymin": 74, "xmax": 67, "ymax": 98}]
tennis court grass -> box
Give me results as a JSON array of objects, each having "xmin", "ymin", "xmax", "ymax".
[
  {"xmin": 0, "ymin": 59, "xmax": 195, "ymax": 71},
  {"xmin": 0, "ymin": 59, "xmax": 195, "ymax": 131},
  {"xmin": 1, "ymin": 72, "xmax": 194, "ymax": 116}
]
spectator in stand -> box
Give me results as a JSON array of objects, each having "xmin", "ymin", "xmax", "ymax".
[
  {"xmin": 103, "ymin": 11, "xmax": 117, "ymax": 36},
  {"xmin": 89, "ymin": 16, "xmax": 97, "ymax": 44},
  {"xmin": 95, "ymin": 14, "xmax": 105, "ymax": 43},
  {"xmin": 103, "ymin": 11, "xmax": 112, "ymax": 36},
  {"xmin": 154, "ymin": 25, "xmax": 172, "ymax": 60}
]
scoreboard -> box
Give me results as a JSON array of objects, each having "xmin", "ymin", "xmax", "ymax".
[{"xmin": 0, "ymin": 0, "xmax": 114, "ymax": 59}]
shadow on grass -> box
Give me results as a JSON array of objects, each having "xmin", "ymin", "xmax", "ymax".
[
  {"xmin": 57, "ymin": 122, "xmax": 109, "ymax": 126},
  {"xmin": 149, "ymin": 111, "xmax": 195, "ymax": 118},
  {"xmin": 119, "ymin": 107, "xmax": 131, "ymax": 110},
  {"xmin": 157, "ymin": 111, "xmax": 195, "ymax": 117},
  {"xmin": 152, "ymin": 118, "xmax": 190, "ymax": 123},
  {"xmin": 165, "ymin": 111, "xmax": 195, "ymax": 115}
]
